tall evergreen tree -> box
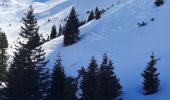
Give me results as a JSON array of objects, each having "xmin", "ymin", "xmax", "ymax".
[
  {"xmin": 98, "ymin": 53, "xmax": 122, "ymax": 100},
  {"xmin": 49, "ymin": 53, "xmax": 66, "ymax": 100},
  {"xmin": 63, "ymin": 7, "xmax": 80, "ymax": 46},
  {"xmin": 79, "ymin": 57, "xmax": 99, "ymax": 100},
  {"xmin": 65, "ymin": 76, "xmax": 78, "ymax": 100},
  {"xmin": 5, "ymin": 6, "xmax": 50, "ymax": 100},
  {"xmin": 87, "ymin": 10, "xmax": 94, "ymax": 22},
  {"xmin": 50, "ymin": 25, "xmax": 57, "ymax": 39},
  {"xmin": 48, "ymin": 53, "xmax": 77, "ymax": 100},
  {"xmin": 95, "ymin": 7, "xmax": 101, "ymax": 20},
  {"xmin": 142, "ymin": 53, "xmax": 160, "ymax": 95},
  {"xmin": 0, "ymin": 30, "xmax": 8, "ymax": 84},
  {"xmin": 0, "ymin": 30, "xmax": 8, "ymax": 98}
]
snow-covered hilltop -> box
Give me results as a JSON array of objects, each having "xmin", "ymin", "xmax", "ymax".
[{"xmin": 1, "ymin": 0, "xmax": 170, "ymax": 99}]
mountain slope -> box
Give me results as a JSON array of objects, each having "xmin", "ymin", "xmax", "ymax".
[
  {"xmin": 1, "ymin": 0, "xmax": 170, "ymax": 99},
  {"xmin": 0, "ymin": 0, "xmax": 117, "ymax": 44},
  {"xmin": 41, "ymin": 0, "xmax": 170, "ymax": 100}
]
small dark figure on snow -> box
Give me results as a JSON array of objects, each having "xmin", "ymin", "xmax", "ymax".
[{"xmin": 137, "ymin": 22, "xmax": 147, "ymax": 27}]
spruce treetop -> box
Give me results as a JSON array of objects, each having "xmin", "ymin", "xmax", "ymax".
[{"xmin": 20, "ymin": 6, "xmax": 39, "ymax": 39}]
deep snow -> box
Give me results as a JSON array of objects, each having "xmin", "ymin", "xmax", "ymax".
[{"xmin": 1, "ymin": 0, "xmax": 170, "ymax": 99}]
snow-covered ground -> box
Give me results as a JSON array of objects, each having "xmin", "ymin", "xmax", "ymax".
[
  {"xmin": 42, "ymin": 0, "xmax": 170, "ymax": 100},
  {"xmin": 0, "ymin": 0, "xmax": 118, "ymax": 44},
  {"xmin": 1, "ymin": 0, "xmax": 170, "ymax": 99}
]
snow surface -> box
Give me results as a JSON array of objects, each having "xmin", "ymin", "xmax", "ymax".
[{"xmin": 1, "ymin": 0, "xmax": 170, "ymax": 99}]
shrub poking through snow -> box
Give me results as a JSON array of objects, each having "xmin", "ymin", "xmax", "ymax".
[
  {"xmin": 155, "ymin": 0, "xmax": 164, "ymax": 7},
  {"xmin": 151, "ymin": 18, "xmax": 155, "ymax": 21}
]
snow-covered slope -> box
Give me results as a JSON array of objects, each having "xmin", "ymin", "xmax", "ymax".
[
  {"xmin": 0, "ymin": 0, "xmax": 117, "ymax": 44},
  {"xmin": 1, "ymin": 0, "xmax": 170, "ymax": 99},
  {"xmin": 41, "ymin": 0, "xmax": 170, "ymax": 100},
  {"xmin": 0, "ymin": 0, "xmax": 66, "ymax": 44}
]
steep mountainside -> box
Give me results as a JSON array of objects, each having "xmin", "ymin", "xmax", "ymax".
[
  {"xmin": 42, "ymin": 0, "xmax": 170, "ymax": 100},
  {"xmin": 1, "ymin": 0, "xmax": 170, "ymax": 99}
]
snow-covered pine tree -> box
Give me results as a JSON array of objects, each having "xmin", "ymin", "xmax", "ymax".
[
  {"xmin": 63, "ymin": 7, "xmax": 80, "ymax": 46},
  {"xmin": 142, "ymin": 53, "xmax": 160, "ymax": 95},
  {"xmin": 79, "ymin": 57, "xmax": 99, "ymax": 100},
  {"xmin": 48, "ymin": 53, "xmax": 77, "ymax": 100},
  {"xmin": 5, "ymin": 6, "xmax": 50, "ymax": 100},
  {"xmin": 50, "ymin": 25, "xmax": 57, "ymax": 39},
  {"xmin": 98, "ymin": 53, "xmax": 122, "ymax": 100},
  {"xmin": 87, "ymin": 10, "xmax": 94, "ymax": 22},
  {"xmin": 95, "ymin": 7, "xmax": 101, "ymax": 20}
]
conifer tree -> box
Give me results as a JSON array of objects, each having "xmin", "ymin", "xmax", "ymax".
[
  {"xmin": 49, "ymin": 53, "xmax": 66, "ymax": 100},
  {"xmin": 0, "ymin": 30, "xmax": 8, "ymax": 98},
  {"xmin": 95, "ymin": 7, "xmax": 101, "ymax": 20},
  {"xmin": 142, "ymin": 53, "xmax": 160, "ymax": 95},
  {"xmin": 65, "ymin": 76, "xmax": 78, "ymax": 100},
  {"xmin": 58, "ymin": 25, "xmax": 63, "ymax": 37},
  {"xmin": 63, "ymin": 7, "xmax": 80, "ymax": 46},
  {"xmin": 50, "ymin": 25, "xmax": 57, "ymax": 39},
  {"xmin": 98, "ymin": 53, "xmax": 122, "ymax": 100},
  {"xmin": 79, "ymin": 57, "xmax": 99, "ymax": 100},
  {"xmin": 0, "ymin": 30, "xmax": 8, "ymax": 84},
  {"xmin": 87, "ymin": 10, "xmax": 94, "ymax": 22},
  {"xmin": 5, "ymin": 6, "xmax": 50, "ymax": 100},
  {"xmin": 49, "ymin": 53, "xmax": 77, "ymax": 100}
]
